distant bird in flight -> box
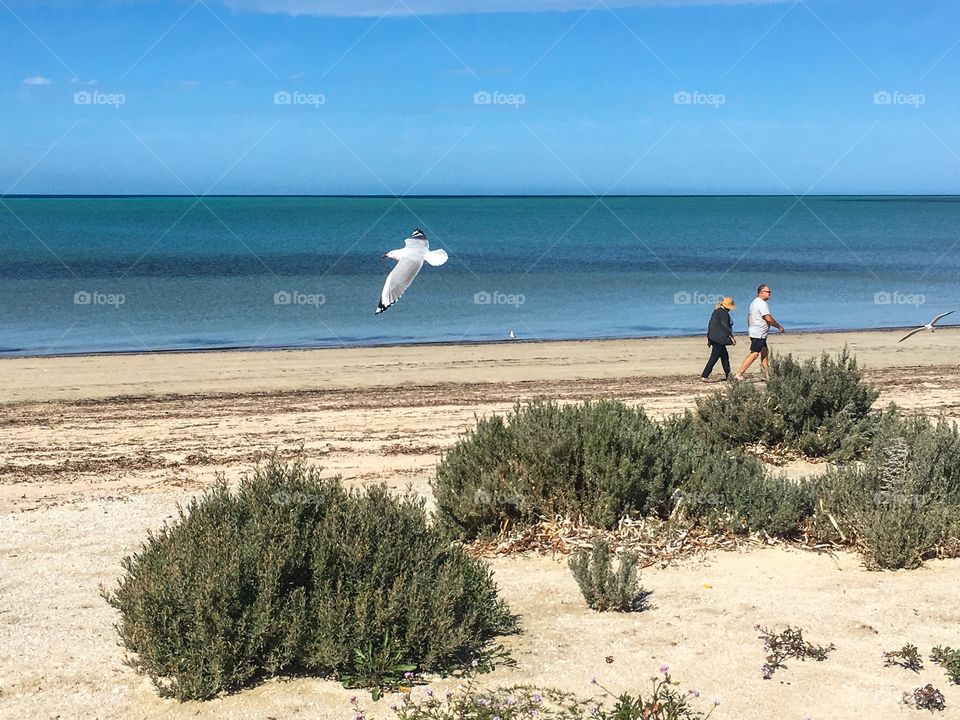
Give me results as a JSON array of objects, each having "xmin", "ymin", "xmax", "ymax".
[
  {"xmin": 375, "ymin": 228, "xmax": 448, "ymax": 314},
  {"xmin": 898, "ymin": 310, "xmax": 955, "ymax": 343}
]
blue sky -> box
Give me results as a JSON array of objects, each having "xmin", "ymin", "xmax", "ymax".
[{"xmin": 3, "ymin": 0, "xmax": 960, "ymax": 194}]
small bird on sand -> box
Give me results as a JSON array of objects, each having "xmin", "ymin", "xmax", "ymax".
[
  {"xmin": 375, "ymin": 228, "xmax": 448, "ymax": 314},
  {"xmin": 898, "ymin": 310, "xmax": 956, "ymax": 343},
  {"xmin": 509, "ymin": 330, "xmax": 517, "ymax": 340}
]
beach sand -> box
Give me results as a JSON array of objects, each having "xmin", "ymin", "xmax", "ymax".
[{"xmin": 2, "ymin": 329, "xmax": 959, "ymax": 719}]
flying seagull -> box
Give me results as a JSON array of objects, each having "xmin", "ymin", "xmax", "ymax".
[
  {"xmin": 898, "ymin": 310, "xmax": 956, "ymax": 343},
  {"xmin": 375, "ymin": 228, "xmax": 448, "ymax": 314}
]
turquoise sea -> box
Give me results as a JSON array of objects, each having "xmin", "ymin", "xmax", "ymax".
[{"xmin": 1, "ymin": 196, "xmax": 958, "ymax": 356}]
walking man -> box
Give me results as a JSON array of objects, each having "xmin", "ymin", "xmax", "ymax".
[{"xmin": 735, "ymin": 284, "xmax": 784, "ymax": 381}]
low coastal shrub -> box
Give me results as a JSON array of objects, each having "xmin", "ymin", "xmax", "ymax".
[
  {"xmin": 103, "ymin": 460, "xmax": 515, "ymax": 701},
  {"xmin": 695, "ymin": 349, "xmax": 879, "ymax": 459},
  {"xmin": 811, "ymin": 411, "xmax": 960, "ymax": 569},
  {"xmin": 568, "ymin": 542, "xmax": 646, "ymax": 612},
  {"xmin": 360, "ymin": 669, "xmax": 718, "ymax": 720},
  {"xmin": 432, "ymin": 401, "xmax": 807, "ymax": 540},
  {"xmin": 931, "ymin": 646, "xmax": 960, "ymax": 685}
]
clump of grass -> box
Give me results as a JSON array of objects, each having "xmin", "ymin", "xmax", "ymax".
[
  {"xmin": 883, "ymin": 644, "xmax": 924, "ymax": 672},
  {"xmin": 903, "ymin": 684, "xmax": 946, "ymax": 712},
  {"xmin": 931, "ymin": 646, "xmax": 960, "ymax": 685},
  {"xmin": 568, "ymin": 542, "xmax": 647, "ymax": 612},
  {"xmin": 756, "ymin": 625, "xmax": 835, "ymax": 679},
  {"xmin": 103, "ymin": 459, "xmax": 516, "ymax": 701}
]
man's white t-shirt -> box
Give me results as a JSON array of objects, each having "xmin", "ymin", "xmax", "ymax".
[{"xmin": 748, "ymin": 297, "xmax": 770, "ymax": 338}]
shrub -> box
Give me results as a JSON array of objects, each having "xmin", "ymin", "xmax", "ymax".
[
  {"xmin": 433, "ymin": 401, "xmax": 803, "ymax": 540},
  {"xmin": 432, "ymin": 401, "xmax": 671, "ymax": 537},
  {"xmin": 811, "ymin": 410, "xmax": 960, "ymax": 569},
  {"xmin": 103, "ymin": 460, "xmax": 516, "ymax": 700},
  {"xmin": 695, "ymin": 349, "xmax": 879, "ymax": 459},
  {"xmin": 568, "ymin": 542, "xmax": 646, "ymax": 612}
]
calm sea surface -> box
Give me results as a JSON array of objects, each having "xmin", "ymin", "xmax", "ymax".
[{"xmin": 1, "ymin": 196, "xmax": 958, "ymax": 356}]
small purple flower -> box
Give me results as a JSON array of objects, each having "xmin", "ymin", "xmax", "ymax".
[
  {"xmin": 659, "ymin": 664, "xmax": 669, "ymax": 675},
  {"xmin": 506, "ymin": 697, "xmax": 517, "ymax": 706},
  {"xmin": 531, "ymin": 692, "xmax": 543, "ymax": 704},
  {"xmin": 754, "ymin": 624, "xmax": 761, "ymax": 631},
  {"xmin": 350, "ymin": 696, "xmax": 358, "ymax": 703},
  {"xmin": 478, "ymin": 698, "xmax": 491, "ymax": 707},
  {"xmin": 761, "ymin": 665, "xmax": 772, "ymax": 680},
  {"xmin": 589, "ymin": 704, "xmax": 600, "ymax": 717},
  {"xmin": 529, "ymin": 710, "xmax": 539, "ymax": 718},
  {"xmin": 403, "ymin": 671, "xmax": 414, "ymax": 679},
  {"xmin": 354, "ymin": 714, "xmax": 365, "ymax": 720},
  {"xmin": 445, "ymin": 690, "xmax": 454, "ymax": 700},
  {"xmin": 471, "ymin": 658, "xmax": 479, "ymax": 668},
  {"xmin": 589, "ymin": 676, "xmax": 597, "ymax": 685},
  {"xmin": 426, "ymin": 689, "xmax": 434, "ymax": 697},
  {"xmin": 687, "ymin": 689, "xmax": 700, "ymax": 698}
]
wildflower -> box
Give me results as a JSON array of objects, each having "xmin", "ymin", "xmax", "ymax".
[
  {"xmin": 398, "ymin": 687, "xmax": 411, "ymax": 694},
  {"xmin": 354, "ymin": 714, "xmax": 365, "ymax": 720},
  {"xmin": 713, "ymin": 698, "xmax": 722, "ymax": 707},
  {"xmin": 589, "ymin": 677, "xmax": 597, "ymax": 685},
  {"xmin": 506, "ymin": 697, "xmax": 517, "ymax": 706},
  {"xmin": 659, "ymin": 664, "xmax": 669, "ymax": 674},
  {"xmin": 471, "ymin": 658, "xmax": 479, "ymax": 668},
  {"xmin": 404, "ymin": 671, "xmax": 414, "ymax": 679},
  {"xmin": 589, "ymin": 704, "xmax": 600, "ymax": 717},
  {"xmin": 426, "ymin": 689, "xmax": 434, "ymax": 697},
  {"xmin": 529, "ymin": 710, "xmax": 539, "ymax": 718},
  {"xmin": 531, "ymin": 692, "xmax": 543, "ymax": 704},
  {"xmin": 350, "ymin": 696, "xmax": 358, "ymax": 703},
  {"xmin": 478, "ymin": 698, "xmax": 491, "ymax": 707},
  {"xmin": 687, "ymin": 689, "xmax": 700, "ymax": 698},
  {"xmin": 445, "ymin": 690, "xmax": 454, "ymax": 700},
  {"xmin": 754, "ymin": 624, "xmax": 761, "ymax": 631},
  {"xmin": 761, "ymin": 665, "xmax": 772, "ymax": 680}
]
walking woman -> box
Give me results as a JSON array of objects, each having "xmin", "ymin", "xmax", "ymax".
[{"xmin": 701, "ymin": 296, "xmax": 736, "ymax": 381}]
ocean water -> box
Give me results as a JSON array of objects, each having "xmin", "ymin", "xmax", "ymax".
[{"xmin": 1, "ymin": 196, "xmax": 958, "ymax": 356}]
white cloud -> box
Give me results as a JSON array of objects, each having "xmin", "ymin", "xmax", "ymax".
[
  {"xmin": 223, "ymin": 0, "xmax": 791, "ymax": 17},
  {"xmin": 22, "ymin": 76, "xmax": 52, "ymax": 86}
]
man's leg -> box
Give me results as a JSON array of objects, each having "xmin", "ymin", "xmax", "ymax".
[
  {"xmin": 759, "ymin": 346, "xmax": 770, "ymax": 379},
  {"xmin": 736, "ymin": 351, "xmax": 758, "ymax": 379}
]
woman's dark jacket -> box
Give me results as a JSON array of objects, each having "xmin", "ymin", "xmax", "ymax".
[{"xmin": 707, "ymin": 307, "xmax": 734, "ymax": 345}]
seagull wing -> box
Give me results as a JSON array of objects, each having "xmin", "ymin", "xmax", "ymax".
[
  {"xmin": 930, "ymin": 310, "xmax": 956, "ymax": 326},
  {"xmin": 376, "ymin": 256, "xmax": 424, "ymax": 314},
  {"xmin": 898, "ymin": 326, "xmax": 926, "ymax": 343}
]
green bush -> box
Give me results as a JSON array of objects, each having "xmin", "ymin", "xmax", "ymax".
[
  {"xmin": 433, "ymin": 401, "xmax": 808, "ymax": 540},
  {"xmin": 568, "ymin": 542, "xmax": 645, "ymax": 612},
  {"xmin": 103, "ymin": 460, "xmax": 515, "ymax": 700},
  {"xmin": 695, "ymin": 349, "xmax": 879, "ymax": 459},
  {"xmin": 811, "ymin": 410, "xmax": 960, "ymax": 569}
]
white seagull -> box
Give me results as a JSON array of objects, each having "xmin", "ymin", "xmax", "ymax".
[
  {"xmin": 898, "ymin": 310, "xmax": 956, "ymax": 343},
  {"xmin": 509, "ymin": 330, "xmax": 517, "ymax": 340},
  {"xmin": 375, "ymin": 228, "xmax": 448, "ymax": 314}
]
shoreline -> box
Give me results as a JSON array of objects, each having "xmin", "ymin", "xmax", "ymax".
[
  {"xmin": 1, "ymin": 327, "xmax": 957, "ymax": 404},
  {"xmin": 0, "ymin": 323, "xmax": 944, "ymax": 362}
]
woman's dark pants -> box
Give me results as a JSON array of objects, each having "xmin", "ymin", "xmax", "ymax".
[{"xmin": 702, "ymin": 342, "xmax": 730, "ymax": 379}]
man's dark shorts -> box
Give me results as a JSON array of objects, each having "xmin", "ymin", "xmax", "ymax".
[{"xmin": 749, "ymin": 337, "xmax": 768, "ymax": 353}]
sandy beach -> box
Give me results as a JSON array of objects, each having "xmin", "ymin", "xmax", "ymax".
[{"xmin": 2, "ymin": 329, "xmax": 959, "ymax": 720}]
